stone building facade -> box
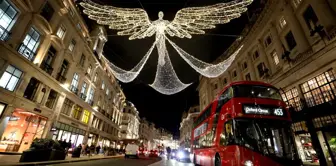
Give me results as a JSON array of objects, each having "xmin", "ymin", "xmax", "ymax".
[
  {"xmin": 199, "ymin": 0, "xmax": 336, "ymax": 165},
  {"xmin": 179, "ymin": 105, "xmax": 199, "ymax": 151},
  {"xmin": 0, "ymin": 0, "xmax": 125, "ymax": 153},
  {"xmin": 120, "ymin": 101, "xmax": 140, "ymax": 140}
]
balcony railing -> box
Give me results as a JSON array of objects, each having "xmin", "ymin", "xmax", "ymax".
[
  {"xmin": 40, "ymin": 61, "xmax": 53, "ymax": 75},
  {"xmin": 18, "ymin": 43, "xmax": 37, "ymax": 61},
  {"xmin": 0, "ymin": 25, "xmax": 11, "ymax": 41},
  {"xmin": 56, "ymin": 73, "xmax": 66, "ymax": 83},
  {"xmin": 70, "ymin": 85, "xmax": 78, "ymax": 94},
  {"xmin": 80, "ymin": 93, "xmax": 87, "ymax": 100}
]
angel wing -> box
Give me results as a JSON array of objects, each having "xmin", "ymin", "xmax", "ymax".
[
  {"xmin": 166, "ymin": 0, "xmax": 253, "ymax": 39},
  {"xmin": 80, "ymin": 0, "xmax": 154, "ymax": 40}
]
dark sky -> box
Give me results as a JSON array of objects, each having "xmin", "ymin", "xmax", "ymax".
[{"xmin": 79, "ymin": 0, "xmax": 263, "ymax": 136}]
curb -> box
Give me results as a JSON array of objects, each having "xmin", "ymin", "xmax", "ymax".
[{"xmin": 0, "ymin": 155, "xmax": 124, "ymax": 166}]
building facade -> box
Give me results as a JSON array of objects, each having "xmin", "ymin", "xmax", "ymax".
[
  {"xmin": 199, "ymin": 0, "xmax": 336, "ymax": 165},
  {"xmin": 179, "ymin": 105, "xmax": 200, "ymax": 150},
  {"xmin": 0, "ymin": 0, "xmax": 126, "ymax": 153},
  {"xmin": 120, "ymin": 101, "xmax": 140, "ymax": 140}
]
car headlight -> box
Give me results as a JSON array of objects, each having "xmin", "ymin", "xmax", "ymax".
[
  {"xmin": 172, "ymin": 152, "xmax": 175, "ymax": 156},
  {"xmin": 177, "ymin": 152, "xmax": 184, "ymax": 159},
  {"xmin": 244, "ymin": 160, "xmax": 253, "ymax": 166}
]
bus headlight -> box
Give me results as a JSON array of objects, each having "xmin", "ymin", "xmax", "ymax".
[{"xmin": 244, "ymin": 160, "xmax": 253, "ymax": 166}]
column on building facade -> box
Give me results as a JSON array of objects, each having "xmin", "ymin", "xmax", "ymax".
[
  {"xmin": 44, "ymin": 92, "xmax": 66, "ymax": 138},
  {"xmin": 257, "ymin": 39, "xmax": 274, "ymax": 74},
  {"xmin": 270, "ymin": 22, "xmax": 285, "ymax": 65},
  {"xmin": 8, "ymin": 13, "xmax": 33, "ymax": 49},
  {"xmin": 308, "ymin": 0, "xmax": 336, "ymax": 31},
  {"xmin": 15, "ymin": 73, "xmax": 32, "ymax": 97},
  {"xmin": 51, "ymin": 49, "xmax": 66, "ymax": 78},
  {"xmin": 283, "ymin": 0, "xmax": 310, "ymax": 53},
  {"xmin": 41, "ymin": 87, "xmax": 51, "ymax": 107}
]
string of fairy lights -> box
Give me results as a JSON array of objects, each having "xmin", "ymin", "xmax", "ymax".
[{"xmin": 80, "ymin": 0, "xmax": 252, "ymax": 95}]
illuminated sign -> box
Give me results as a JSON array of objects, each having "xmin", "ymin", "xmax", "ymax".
[
  {"xmin": 243, "ymin": 105, "xmax": 285, "ymax": 117},
  {"xmin": 194, "ymin": 123, "xmax": 207, "ymax": 138}
]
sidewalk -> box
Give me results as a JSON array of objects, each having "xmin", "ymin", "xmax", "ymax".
[{"xmin": 0, "ymin": 153, "xmax": 123, "ymax": 166}]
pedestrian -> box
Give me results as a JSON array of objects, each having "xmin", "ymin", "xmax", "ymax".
[
  {"xmin": 89, "ymin": 144, "xmax": 95, "ymax": 157},
  {"xmin": 96, "ymin": 145, "xmax": 101, "ymax": 155},
  {"xmin": 166, "ymin": 146, "xmax": 171, "ymax": 160}
]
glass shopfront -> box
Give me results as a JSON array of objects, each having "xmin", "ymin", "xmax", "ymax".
[
  {"xmin": 52, "ymin": 122, "xmax": 85, "ymax": 148},
  {"xmin": 0, "ymin": 109, "xmax": 47, "ymax": 152}
]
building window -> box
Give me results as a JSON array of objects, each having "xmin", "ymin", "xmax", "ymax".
[
  {"xmin": 40, "ymin": 1, "xmax": 54, "ymax": 21},
  {"xmin": 0, "ymin": 0, "xmax": 18, "ymax": 41},
  {"xmin": 69, "ymin": 7, "xmax": 74, "ymax": 17},
  {"xmin": 293, "ymin": 0, "xmax": 302, "ymax": 8},
  {"xmin": 252, "ymin": 50, "xmax": 259, "ymax": 60},
  {"xmin": 281, "ymin": 88, "xmax": 303, "ymax": 111},
  {"xmin": 72, "ymin": 105, "xmax": 83, "ymax": 120},
  {"xmin": 279, "ymin": 16, "xmax": 287, "ymax": 29},
  {"xmin": 82, "ymin": 110, "xmax": 90, "ymax": 124},
  {"xmin": 242, "ymin": 62, "xmax": 248, "ymax": 70},
  {"xmin": 232, "ymin": 70, "xmax": 237, "ymax": 78},
  {"xmin": 80, "ymin": 82, "xmax": 87, "ymax": 100},
  {"xmin": 213, "ymin": 83, "xmax": 218, "ymax": 90},
  {"xmin": 68, "ymin": 39, "xmax": 76, "ymax": 51},
  {"xmin": 45, "ymin": 89, "xmax": 58, "ymax": 109},
  {"xmin": 271, "ymin": 50, "xmax": 280, "ymax": 65},
  {"xmin": 94, "ymin": 73, "xmax": 98, "ymax": 82},
  {"xmin": 23, "ymin": 77, "xmax": 40, "ymax": 101},
  {"xmin": 101, "ymin": 81, "xmax": 105, "ymax": 90},
  {"xmin": 70, "ymin": 73, "xmax": 79, "ymax": 94},
  {"xmin": 285, "ymin": 31, "xmax": 297, "ymax": 50},
  {"xmin": 56, "ymin": 25, "xmax": 66, "ymax": 39},
  {"xmin": 0, "ymin": 65, "xmax": 22, "ymax": 91},
  {"xmin": 18, "ymin": 27, "xmax": 41, "ymax": 61},
  {"xmin": 87, "ymin": 88, "xmax": 95, "ymax": 105},
  {"xmin": 61, "ymin": 98, "xmax": 74, "ymax": 116},
  {"xmin": 300, "ymin": 70, "xmax": 336, "ymax": 107},
  {"xmin": 257, "ymin": 62, "xmax": 267, "ymax": 77},
  {"xmin": 223, "ymin": 78, "xmax": 227, "ymax": 84},
  {"xmin": 76, "ymin": 23, "xmax": 82, "ymax": 31},
  {"xmin": 79, "ymin": 54, "xmax": 85, "ymax": 67},
  {"xmin": 106, "ymin": 89, "xmax": 109, "ymax": 96},
  {"xmin": 245, "ymin": 73, "xmax": 251, "ymax": 81},
  {"xmin": 41, "ymin": 45, "xmax": 56, "ymax": 75},
  {"xmin": 87, "ymin": 65, "xmax": 92, "ymax": 75},
  {"xmin": 56, "ymin": 60, "xmax": 68, "ymax": 83},
  {"xmin": 303, "ymin": 5, "xmax": 319, "ymax": 31},
  {"xmin": 264, "ymin": 35, "xmax": 272, "ymax": 47}
]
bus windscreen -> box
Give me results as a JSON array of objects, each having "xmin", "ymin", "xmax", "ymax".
[{"xmin": 233, "ymin": 85, "xmax": 282, "ymax": 100}]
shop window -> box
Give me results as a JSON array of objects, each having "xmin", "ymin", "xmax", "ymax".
[
  {"xmin": 0, "ymin": 110, "xmax": 47, "ymax": 152},
  {"xmin": 291, "ymin": 121, "xmax": 308, "ymax": 133},
  {"xmin": 271, "ymin": 50, "xmax": 280, "ymax": 65},
  {"xmin": 41, "ymin": 45, "xmax": 56, "ymax": 75},
  {"xmin": 0, "ymin": 0, "xmax": 18, "ymax": 41},
  {"xmin": 40, "ymin": 1, "xmax": 54, "ymax": 21},
  {"xmin": 281, "ymin": 87, "xmax": 303, "ymax": 111},
  {"xmin": 300, "ymin": 70, "xmax": 336, "ymax": 107},
  {"xmin": 56, "ymin": 60, "xmax": 68, "ymax": 83},
  {"xmin": 68, "ymin": 39, "xmax": 76, "ymax": 52},
  {"xmin": 23, "ymin": 77, "xmax": 40, "ymax": 101},
  {"xmin": 303, "ymin": 5, "xmax": 319, "ymax": 31},
  {"xmin": 18, "ymin": 27, "xmax": 41, "ymax": 61},
  {"xmin": 70, "ymin": 73, "xmax": 79, "ymax": 94},
  {"xmin": 313, "ymin": 115, "xmax": 336, "ymax": 128},
  {"xmin": 56, "ymin": 25, "xmax": 66, "ymax": 39},
  {"xmin": 0, "ymin": 65, "xmax": 22, "ymax": 91},
  {"xmin": 81, "ymin": 110, "xmax": 90, "ymax": 124},
  {"xmin": 45, "ymin": 89, "xmax": 58, "ymax": 109},
  {"xmin": 294, "ymin": 134, "xmax": 319, "ymax": 163},
  {"xmin": 72, "ymin": 105, "xmax": 83, "ymax": 120},
  {"xmin": 285, "ymin": 31, "xmax": 297, "ymax": 50},
  {"xmin": 61, "ymin": 98, "xmax": 74, "ymax": 116}
]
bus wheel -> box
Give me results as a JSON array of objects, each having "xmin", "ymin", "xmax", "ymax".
[{"xmin": 215, "ymin": 154, "xmax": 221, "ymax": 166}]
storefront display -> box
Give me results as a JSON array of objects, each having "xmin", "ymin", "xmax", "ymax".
[
  {"xmin": 294, "ymin": 134, "xmax": 319, "ymax": 163},
  {"xmin": 0, "ymin": 110, "xmax": 47, "ymax": 152},
  {"xmin": 52, "ymin": 122, "xmax": 85, "ymax": 149}
]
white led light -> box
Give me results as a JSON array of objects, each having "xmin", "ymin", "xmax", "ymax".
[{"xmin": 81, "ymin": 0, "xmax": 252, "ymax": 95}]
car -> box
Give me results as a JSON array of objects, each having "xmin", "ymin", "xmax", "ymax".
[
  {"xmin": 124, "ymin": 143, "xmax": 139, "ymax": 158},
  {"xmin": 137, "ymin": 147, "xmax": 148, "ymax": 156},
  {"xmin": 148, "ymin": 150, "xmax": 159, "ymax": 157},
  {"xmin": 176, "ymin": 150, "xmax": 190, "ymax": 162},
  {"xmin": 170, "ymin": 149, "xmax": 177, "ymax": 159}
]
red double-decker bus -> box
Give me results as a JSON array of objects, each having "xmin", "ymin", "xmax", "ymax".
[{"xmin": 191, "ymin": 81, "xmax": 302, "ymax": 166}]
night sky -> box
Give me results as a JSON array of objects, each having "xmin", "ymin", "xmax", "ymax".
[{"xmin": 80, "ymin": 0, "xmax": 262, "ymax": 136}]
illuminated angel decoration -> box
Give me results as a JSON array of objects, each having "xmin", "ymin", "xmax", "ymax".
[{"xmin": 80, "ymin": 0, "xmax": 252, "ymax": 95}]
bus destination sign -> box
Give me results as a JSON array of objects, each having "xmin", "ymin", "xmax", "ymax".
[{"xmin": 243, "ymin": 105, "xmax": 285, "ymax": 117}]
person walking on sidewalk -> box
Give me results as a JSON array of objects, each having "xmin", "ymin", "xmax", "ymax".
[
  {"xmin": 89, "ymin": 144, "xmax": 95, "ymax": 157},
  {"xmin": 96, "ymin": 145, "xmax": 101, "ymax": 155}
]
